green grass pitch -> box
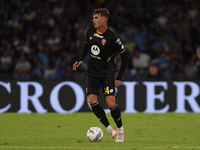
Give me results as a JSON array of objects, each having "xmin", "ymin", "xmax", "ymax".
[{"xmin": 0, "ymin": 113, "xmax": 200, "ymax": 150}]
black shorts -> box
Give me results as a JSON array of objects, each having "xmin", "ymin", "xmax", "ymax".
[{"xmin": 86, "ymin": 76, "xmax": 116, "ymax": 97}]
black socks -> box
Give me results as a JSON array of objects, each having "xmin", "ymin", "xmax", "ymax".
[
  {"xmin": 91, "ymin": 102, "xmax": 110, "ymax": 127},
  {"xmin": 91, "ymin": 102, "xmax": 122, "ymax": 128},
  {"xmin": 110, "ymin": 105, "xmax": 122, "ymax": 128}
]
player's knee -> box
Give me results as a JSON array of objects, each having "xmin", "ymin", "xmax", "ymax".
[
  {"xmin": 106, "ymin": 96, "xmax": 115, "ymax": 109},
  {"xmin": 107, "ymin": 102, "xmax": 115, "ymax": 109},
  {"xmin": 88, "ymin": 95, "xmax": 97, "ymax": 105},
  {"xmin": 88, "ymin": 99, "xmax": 97, "ymax": 105}
]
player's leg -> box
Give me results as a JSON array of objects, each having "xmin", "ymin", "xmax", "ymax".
[
  {"xmin": 105, "ymin": 96, "xmax": 122, "ymax": 128},
  {"xmin": 105, "ymin": 96, "xmax": 124, "ymax": 142},
  {"xmin": 87, "ymin": 76, "xmax": 114, "ymax": 135},
  {"xmin": 103, "ymin": 77, "xmax": 124, "ymax": 142},
  {"xmin": 88, "ymin": 94, "xmax": 110, "ymax": 127}
]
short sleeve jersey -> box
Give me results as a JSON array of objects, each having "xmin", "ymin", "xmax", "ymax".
[{"xmin": 85, "ymin": 27, "xmax": 126, "ymax": 77}]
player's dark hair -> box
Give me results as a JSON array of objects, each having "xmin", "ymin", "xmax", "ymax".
[{"xmin": 93, "ymin": 8, "xmax": 110, "ymax": 20}]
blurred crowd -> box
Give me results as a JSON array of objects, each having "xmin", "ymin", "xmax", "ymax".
[{"xmin": 0, "ymin": 0, "xmax": 200, "ymax": 80}]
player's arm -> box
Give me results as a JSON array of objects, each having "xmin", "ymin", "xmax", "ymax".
[
  {"xmin": 73, "ymin": 42, "xmax": 89, "ymax": 71},
  {"xmin": 73, "ymin": 29, "xmax": 90, "ymax": 71},
  {"xmin": 114, "ymin": 38, "xmax": 130, "ymax": 87},
  {"xmin": 115, "ymin": 50, "xmax": 129, "ymax": 87}
]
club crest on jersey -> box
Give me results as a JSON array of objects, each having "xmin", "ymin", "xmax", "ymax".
[{"xmin": 101, "ymin": 39, "xmax": 106, "ymax": 45}]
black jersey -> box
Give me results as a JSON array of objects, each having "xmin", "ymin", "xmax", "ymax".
[{"xmin": 85, "ymin": 27, "xmax": 126, "ymax": 77}]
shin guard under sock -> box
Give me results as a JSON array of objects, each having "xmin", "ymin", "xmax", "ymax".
[
  {"xmin": 110, "ymin": 105, "xmax": 122, "ymax": 128},
  {"xmin": 91, "ymin": 102, "xmax": 110, "ymax": 127}
]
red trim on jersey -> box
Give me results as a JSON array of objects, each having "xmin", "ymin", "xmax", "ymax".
[{"xmin": 96, "ymin": 27, "xmax": 108, "ymax": 34}]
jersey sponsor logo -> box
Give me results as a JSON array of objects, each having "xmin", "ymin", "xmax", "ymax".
[
  {"xmin": 104, "ymin": 86, "xmax": 110, "ymax": 95},
  {"xmin": 94, "ymin": 33, "xmax": 104, "ymax": 38},
  {"xmin": 91, "ymin": 45, "xmax": 100, "ymax": 55},
  {"xmin": 90, "ymin": 54, "xmax": 101, "ymax": 60},
  {"xmin": 101, "ymin": 39, "xmax": 106, "ymax": 45}
]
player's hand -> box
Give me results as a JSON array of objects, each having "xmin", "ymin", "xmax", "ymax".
[
  {"xmin": 73, "ymin": 61, "xmax": 83, "ymax": 71},
  {"xmin": 115, "ymin": 80, "xmax": 122, "ymax": 87}
]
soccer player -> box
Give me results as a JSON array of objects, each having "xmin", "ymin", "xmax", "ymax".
[{"xmin": 73, "ymin": 8, "xmax": 129, "ymax": 142}]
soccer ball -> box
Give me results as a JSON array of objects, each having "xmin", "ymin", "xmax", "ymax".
[{"xmin": 87, "ymin": 127, "xmax": 103, "ymax": 142}]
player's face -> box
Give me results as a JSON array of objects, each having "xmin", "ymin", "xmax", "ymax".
[{"xmin": 93, "ymin": 13, "xmax": 105, "ymax": 29}]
